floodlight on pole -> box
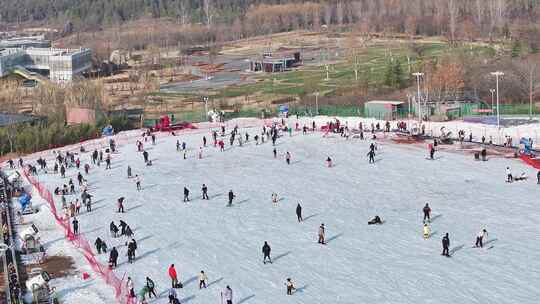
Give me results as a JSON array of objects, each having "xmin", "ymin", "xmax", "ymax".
[
  {"xmin": 490, "ymin": 71, "xmax": 504, "ymax": 129},
  {"xmin": 412, "ymin": 72, "xmax": 424, "ymax": 122}
]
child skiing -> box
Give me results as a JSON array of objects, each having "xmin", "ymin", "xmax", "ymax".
[
  {"xmin": 271, "ymin": 193, "xmax": 278, "ymax": 204},
  {"xmin": 286, "ymin": 278, "xmax": 296, "ymax": 295},
  {"xmin": 318, "ymin": 223, "xmax": 326, "ymax": 245},
  {"xmin": 423, "ymin": 223, "xmax": 430, "ymax": 239},
  {"xmin": 228, "ymin": 190, "xmax": 235, "ymax": 206},
  {"xmin": 202, "ymin": 184, "xmax": 209, "ymax": 200}
]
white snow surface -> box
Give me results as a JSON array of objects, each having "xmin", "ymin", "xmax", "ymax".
[{"xmin": 11, "ymin": 116, "xmax": 540, "ymax": 304}]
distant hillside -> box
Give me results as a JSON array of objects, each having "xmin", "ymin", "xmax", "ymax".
[{"xmin": 1, "ymin": 0, "xmax": 538, "ymax": 44}]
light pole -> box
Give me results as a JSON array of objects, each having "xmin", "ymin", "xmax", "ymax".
[
  {"xmin": 412, "ymin": 72, "xmax": 424, "ymax": 122},
  {"xmin": 314, "ymin": 92, "xmax": 319, "ymax": 116},
  {"xmin": 203, "ymin": 96, "xmax": 209, "ymax": 121},
  {"xmin": 489, "ymin": 89, "xmax": 495, "ymax": 114},
  {"xmin": 491, "ymin": 71, "xmax": 504, "ymax": 129}
]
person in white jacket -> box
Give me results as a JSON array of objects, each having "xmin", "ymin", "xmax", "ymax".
[
  {"xmin": 506, "ymin": 167, "xmax": 513, "ymax": 183},
  {"xmin": 222, "ymin": 286, "xmax": 233, "ymax": 304},
  {"xmin": 126, "ymin": 277, "xmax": 135, "ymax": 299},
  {"xmin": 475, "ymin": 229, "xmax": 488, "ymax": 248},
  {"xmin": 423, "ymin": 223, "xmax": 431, "ymax": 239}
]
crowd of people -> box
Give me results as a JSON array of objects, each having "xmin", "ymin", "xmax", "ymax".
[{"xmin": 4, "ymin": 116, "xmax": 540, "ymax": 303}]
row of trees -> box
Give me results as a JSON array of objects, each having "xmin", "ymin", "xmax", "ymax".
[{"xmin": 2, "ymin": 0, "xmax": 539, "ymax": 44}]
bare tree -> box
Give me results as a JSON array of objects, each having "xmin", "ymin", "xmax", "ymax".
[{"xmin": 203, "ymin": 0, "xmax": 214, "ymax": 29}]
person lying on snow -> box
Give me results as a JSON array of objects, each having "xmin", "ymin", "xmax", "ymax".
[
  {"xmin": 513, "ymin": 172, "xmax": 528, "ymax": 181},
  {"xmin": 368, "ymin": 216, "xmax": 383, "ymax": 225}
]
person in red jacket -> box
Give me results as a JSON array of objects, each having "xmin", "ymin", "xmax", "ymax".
[{"xmin": 168, "ymin": 264, "xmax": 178, "ymax": 288}]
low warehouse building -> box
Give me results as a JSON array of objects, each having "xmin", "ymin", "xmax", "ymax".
[{"xmin": 364, "ymin": 100, "xmax": 405, "ymax": 120}]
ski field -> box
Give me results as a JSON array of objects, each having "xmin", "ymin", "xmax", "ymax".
[{"xmin": 11, "ymin": 118, "xmax": 540, "ymax": 304}]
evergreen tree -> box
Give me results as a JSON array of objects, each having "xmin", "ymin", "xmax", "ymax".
[
  {"xmin": 511, "ymin": 40, "xmax": 522, "ymax": 58},
  {"xmin": 393, "ymin": 59, "xmax": 404, "ymax": 88}
]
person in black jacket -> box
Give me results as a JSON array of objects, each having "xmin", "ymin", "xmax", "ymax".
[
  {"xmin": 296, "ymin": 203, "xmax": 303, "ymax": 222},
  {"xmin": 146, "ymin": 277, "xmax": 157, "ymax": 298},
  {"xmin": 262, "ymin": 241, "xmax": 272, "ymax": 264},
  {"xmin": 183, "ymin": 187, "xmax": 190, "ymax": 202},
  {"xmin": 423, "ymin": 203, "xmax": 431, "ymax": 223},
  {"xmin": 143, "ymin": 150, "xmax": 149, "ymax": 163},
  {"xmin": 95, "ymin": 237, "xmax": 103, "ymax": 254},
  {"xmin": 110, "ymin": 221, "xmax": 119, "ymax": 238},
  {"xmin": 537, "ymin": 170, "xmax": 540, "ymax": 184},
  {"xmin": 228, "ymin": 190, "xmax": 235, "ymax": 206},
  {"xmin": 127, "ymin": 239, "xmax": 137, "ymax": 263},
  {"xmin": 202, "ymin": 184, "xmax": 209, "ymax": 200},
  {"xmin": 367, "ymin": 150, "xmax": 375, "ymax": 163},
  {"xmin": 72, "ymin": 217, "xmax": 79, "ymax": 235},
  {"xmin": 442, "ymin": 233, "xmax": 450, "ymax": 257},
  {"xmin": 109, "ymin": 247, "xmax": 118, "ymax": 268}
]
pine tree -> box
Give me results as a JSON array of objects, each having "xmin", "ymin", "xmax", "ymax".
[
  {"xmin": 393, "ymin": 59, "xmax": 404, "ymax": 88},
  {"xmin": 511, "ymin": 40, "xmax": 522, "ymax": 58},
  {"xmin": 384, "ymin": 59, "xmax": 395, "ymax": 87}
]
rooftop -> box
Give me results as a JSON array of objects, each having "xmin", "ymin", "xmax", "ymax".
[
  {"xmin": 0, "ymin": 113, "xmax": 43, "ymax": 127},
  {"xmin": 365, "ymin": 100, "xmax": 404, "ymax": 105}
]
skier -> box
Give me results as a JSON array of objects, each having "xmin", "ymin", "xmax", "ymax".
[
  {"xmin": 222, "ymin": 286, "xmax": 233, "ymax": 304},
  {"xmin": 286, "ymin": 278, "xmax": 296, "ymax": 295},
  {"xmin": 285, "ymin": 152, "xmax": 291, "ymax": 165},
  {"xmin": 262, "ymin": 241, "xmax": 272, "ymax": 264},
  {"xmin": 72, "ymin": 217, "xmax": 79, "ymax": 235},
  {"xmin": 198, "ymin": 270, "xmax": 208, "ymax": 289},
  {"xmin": 143, "ymin": 150, "xmax": 149, "ymax": 163},
  {"xmin": 127, "ymin": 239, "xmax": 137, "ymax": 263},
  {"xmin": 176, "ymin": 140, "xmax": 181, "ymax": 151},
  {"xmin": 110, "ymin": 221, "xmax": 119, "ymax": 237},
  {"xmin": 75, "ymin": 199, "xmax": 81, "ymax": 215},
  {"xmin": 318, "ymin": 223, "xmax": 326, "ymax": 245},
  {"xmin": 127, "ymin": 277, "xmax": 135, "ymax": 300},
  {"xmin": 506, "ymin": 167, "xmax": 513, "ymax": 183},
  {"xmin": 429, "ymin": 144, "xmax": 435, "ymax": 160},
  {"xmin": 105, "ymin": 154, "xmax": 111, "ymax": 169},
  {"xmin": 60, "ymin": 165, "xmax": 66, "ymax": 178},
  {"xmin": 202, "ymin": 184, "xmax": 209, "ymax": 200},
  {"xmin": 146, "ymin": 277, "xmax": 157, "ymax": 298},
  {"xmin": 135, "ymin": 175, "xmax": 142, "ymax": 191},
  {"xmin": 168, "ymin": 287, "xmax": 177, "ymax": 304},
  {"xmin": 127, "ymin": 166, "xmax": 132, "ymax": 178},
  {"xmin": 84, "ymin": 163, "xmax": 90, "ymax": 175},
  {"xmin": 271, "ymin": 193, "xmax": 278, "ymax": 204},
  {"xmin": 117, "ymin": 197, "xmax": 125, "ymax": 213},
  {"xmin": 183, "ymin": 187, "xmax": 190, "ymax": 202},
  {"xmin": 119, "ymin": 220, "xmax": 128, "ymax": 236},
  {"xmin": 137, "ymin": 285, "xmax": 149, "ymax": 304},
  {"xmin": 367, "ymin": 150, "xmax": 375, "ymax": 163},
  {"xmin": 296, "ymin": 203, "xmax": 303, "ymax": 222},
  {"xmin": 95, "ymin": 237, "xmax": 103, "ymax": 254},
  {"xmin": 198, "ymin": 147, "xmax": 203, "ymax": 159},
  {"xmin": 168, "ymin": 264, "xmax": 179, "ymax": 288},
  {"xmin": 326, "ymin": 156, "xmax": 332, "ymax": 167},
  {"xmin": 537, "ymin": 170, "xmax": 540, "ymax": 184},
  {"xmin": 423, "ymin": 203, "xmax": 431, "ymax": 223},
  {"xmin": 475, "ymin": 229, "xmax": 488, "ymax": 248},
  {"xmin": 109, "ymin": 247, "xmax": 119, "ymax": 268},
  {"xmin": 77, "ymin": 172, "xmax": 84, "ymax": 186},
  {"xmin": 228, "ymin": 190, "xmax": 235, "ymax": 207},
  {"xmin": 442, "ymin": 233, "xmax": 450, "ymax": 257},
  {"xmin": 273, "ymin": 148, "xmax": 277, "ymax": 158},
  {"xmin": 423, "ymin": 223, "xmax": 430, "ymax": 239}
]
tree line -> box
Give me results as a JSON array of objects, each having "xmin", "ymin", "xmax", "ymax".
[{"xmin": 1, "ymin": 0, "xmax": 538, "ymax": 46}]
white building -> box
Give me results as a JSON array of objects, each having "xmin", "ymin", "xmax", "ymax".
[{"xmin": 0, "ymin": 47, "xmax": 92, "ymax": 83}]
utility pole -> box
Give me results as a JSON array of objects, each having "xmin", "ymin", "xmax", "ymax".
[
  {"xmin": 491, "ymin": 71, "xmax": 504, "ymax": 129},
  {"xmin": 412, "ymin": 72, "xmax": 424, "ymax": 122}
]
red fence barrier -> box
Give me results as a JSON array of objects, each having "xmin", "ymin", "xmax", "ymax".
[{"xmin": 22, "ymin": 169, "xmax": 126, "ymax": 302}]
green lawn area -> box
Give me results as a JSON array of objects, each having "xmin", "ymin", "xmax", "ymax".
[{"xmin": 213, "ymin": 42, "xmax": 495, "ymax": 99}]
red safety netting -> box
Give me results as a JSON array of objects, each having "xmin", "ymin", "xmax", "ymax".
[
  {"xmin": 17, "ymin": 117, "xmax": 274, "ymax": 303},
  {"xmin": 22, "ymin": 169, "xmax": 127, "ymax": 303}
]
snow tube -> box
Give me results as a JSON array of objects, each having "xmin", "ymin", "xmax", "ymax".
[
  {"xmin": 19, "ymin": 193, "xmax": 31, "ymax": 210},
  {"xmin": 520, "ymin": 154, "xmax": 540, "ymax": 169}
]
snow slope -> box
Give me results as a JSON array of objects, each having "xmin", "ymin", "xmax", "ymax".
[{"xmin": 18, "ymin": 121, "xmax": 540, "ymax": 304}]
